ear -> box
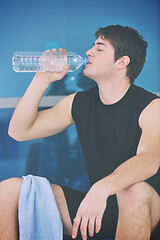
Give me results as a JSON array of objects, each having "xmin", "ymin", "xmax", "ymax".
[{"xmin": 117, "ymin": 56, "xmax": 130, "ymax": 69}]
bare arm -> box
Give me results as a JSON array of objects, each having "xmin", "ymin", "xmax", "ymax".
[
  {"xmin": 8, "ymin": 48, "xmax": 75, "ymax": 141},
  {"xmin": 96, "ymin": 98, "xmax": 160, "ymax": 196}
]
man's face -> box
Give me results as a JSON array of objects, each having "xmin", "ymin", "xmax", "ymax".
[{"xmin": 83, "ymin": 37, "xmax": 116, "ymax": 81}]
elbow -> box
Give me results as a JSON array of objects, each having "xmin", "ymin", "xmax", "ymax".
[
  {"xmin": 8, "ymin": 125, "xmax": 24, "ymax": 142},
  {"xmin": 151, "ymin": 156, "xmax": 160, "ymax": 176},
  {"xmin": 154, "ymin": 162, "xmax": 160, "ymax": 175},
  {"xmin": 153, "ymin": 154, "xmax": 160, "ymax": 175},
  {"xmin": 8, "ymin": 130, "xmax": 21, "ymax": 142},
  {"xmin": 143, "ymin": 152, "xmax": 160, "ymax": 176},
  {"xmin": 150, "ymin": 160, "xmax": 160, "ymax": 178}
]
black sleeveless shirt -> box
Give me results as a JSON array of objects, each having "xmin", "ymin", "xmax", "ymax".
[{"xmin": 71, "ymin": 83, "xmax": 160, "ymax": 194}]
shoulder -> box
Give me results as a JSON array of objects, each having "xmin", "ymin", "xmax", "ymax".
[
  {"xmin": 139, "ymin": 98, "xmax": 160, "ymax": 130},
  {"xmin": 134, "ymin": 84, "xmax": 159, "ymax": 100},
  {"xmin": 132, "ymin": 84, "xmax": 159, "ymax": 126},
  {"xmin": 57, "ymin": 92, "xmax": 76, "ymax": 107}
]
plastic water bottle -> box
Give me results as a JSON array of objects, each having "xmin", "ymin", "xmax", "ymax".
[{"xmin": 12, "ymin": 51, "xmax": 88, "ymax": 72}]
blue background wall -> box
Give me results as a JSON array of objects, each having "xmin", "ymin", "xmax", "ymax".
[
  {"xmin": 0, "ymin": 0, "xmax": 160, "ymax": 97},
  {"xmin": 0, "ymin": 0, "xmax": 159, "ymax": 187}
]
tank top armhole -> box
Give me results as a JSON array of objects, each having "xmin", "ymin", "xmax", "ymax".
[{"xmin": 71, "ymin": 92, "xmax": 80, "ymax": 122}]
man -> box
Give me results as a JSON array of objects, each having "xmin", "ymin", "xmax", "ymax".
[{"xmin": 0, "ymin": 25, "xmax": 160, "ymax": 240}]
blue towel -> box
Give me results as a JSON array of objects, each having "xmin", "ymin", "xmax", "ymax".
[{"xmin": 18, "ymin": 174, "xmax": 63, "ymax": 240}]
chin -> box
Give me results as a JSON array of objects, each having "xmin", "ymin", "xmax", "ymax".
[
  {"xmin": 83, "ymin": 68, "xmax": 88, "ymax": 76},
  {"xmin": 83, "ymin": 68, "xmax": 93, "ymax": 78},
  {"xmin": 83, "ymin": 68, "xmax": 98, "ymax": 82}
]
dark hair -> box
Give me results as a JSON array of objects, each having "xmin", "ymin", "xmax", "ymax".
[{"xmin": 95, "ymin": 25, "xmax": 148, "ymax": 83}]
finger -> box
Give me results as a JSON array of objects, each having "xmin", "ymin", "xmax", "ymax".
[
  {"xmin": 52, "ymin": 64, "xmax": 69, "ymax": 80},
  {"xmin": 58, "ymin": 64, "xmax": 69, "ymax": 77},
  {"xmin": 57, "ymin": 64, "xmax": 69, "ymax": 77},
  {"xmin": 72, "ymin": 216, "xmax": 81, "ymax": 239},
  {"xmin": 63, "ymin": 64, "xmax": 69, "ymax": 75},
  {"xmin": 43, "ymin": 49, "xmax": 50, "ymax": 56},
  {"xmin": 63, "ymin": 64, "xmax": 69, "ymax": 71},
  {"xmin": 88, "ymin": 216, "xmax": 95, "ymax": 237},
  {"xmin": 58, "ymin": 48, "xmax": 64, "ymax": 51},
  {"xmin": 80, "ymin": 217, "xmax": 89, "ymax": 240},
  {"xmin": 95, "ymin": 215, "xmax": 102, "ymax": 234},
  {"xmin": 51, "ymin": 48, "xmax": 57, "ymax": 52}
]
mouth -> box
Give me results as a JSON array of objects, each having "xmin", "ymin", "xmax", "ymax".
[{"xmin": 86, "ymin": 61, "xmax": 92, "ymax": 66}]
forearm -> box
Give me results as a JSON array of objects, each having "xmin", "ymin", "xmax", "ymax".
[
  {"xmin": 97, "ymin": 152, "xmax": 159, "ymax": 197},
  {"xmin": 8, "ymin": 75, "xmax": 49, "ymax": 140}
]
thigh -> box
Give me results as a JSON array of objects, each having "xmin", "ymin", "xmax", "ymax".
[
  {"xmin": 0, "ymin": 178, "xmax": 23, "ymax": 207},
  {"xmin": 0, "ymin": 178, "xmax": 23, "ymax": 240},
  {"xmin": 149, "ymin": 185, "xmax": 160, "ymax": 232},
  {"xmin": 138, "ymin": 182, "xmax": 160, "ymax": 234},
  {"xmin": 50, "ymin": 184, "xmax": 73, "ymax": 235}
]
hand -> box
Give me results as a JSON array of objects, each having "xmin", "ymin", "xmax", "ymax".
[
  {"xmin": 72, "ymin": 183, "xmax": 108, "ymax": 240},
  {"xmin": 35, "ymin": 48, "xmax": 69, "ymax": 85}
]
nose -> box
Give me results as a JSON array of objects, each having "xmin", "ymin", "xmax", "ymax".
[{"xmin": 86, "ymin": 48, "xmax": 95, "ymax": 58}]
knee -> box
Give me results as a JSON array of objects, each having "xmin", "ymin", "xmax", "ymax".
[
  {"xmin": 116, "ymin": 182, "xmax": 151, "ymax": 209},
  {"xmin": 0, "ymin": 178, "xmax": 23, "ymax": 205}
]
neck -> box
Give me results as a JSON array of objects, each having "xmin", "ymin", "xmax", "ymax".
[{"xmin": 97, "ymin": 77, "xmax": 131, "ymax": 105}]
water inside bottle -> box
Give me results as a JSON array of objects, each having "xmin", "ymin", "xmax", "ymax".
[
  {"xmin": 39, "ymin": 51, "xmax": 67, "ymax": 72},
  {"xmin": 12, "ymin": 51, "xmax": 68, "ymax": 72}
]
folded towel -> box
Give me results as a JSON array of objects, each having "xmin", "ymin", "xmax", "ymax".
[{"xmin": 18, "ymin": 174, "xmax": 63, "ymax": 240}]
